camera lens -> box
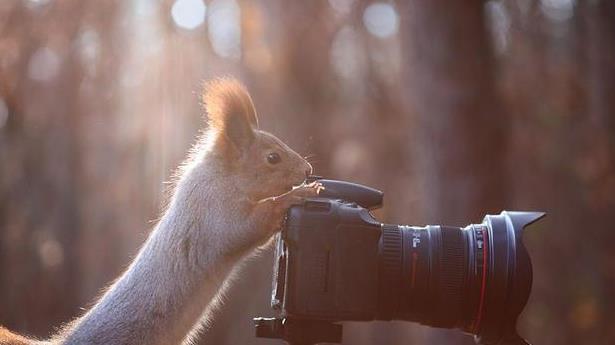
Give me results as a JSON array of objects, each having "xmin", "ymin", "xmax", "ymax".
[
  {"xmin": 259, "ymin": 179, "xmax": 545, "ymax": 345},
  {"xmin": 378, "ymin": 212, "xmax": 543, "ymax": 344}
]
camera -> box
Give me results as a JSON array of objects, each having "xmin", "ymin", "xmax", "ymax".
[{"xmin": 254, "ymin": 177, "xmax": 544, "ymax": 345}]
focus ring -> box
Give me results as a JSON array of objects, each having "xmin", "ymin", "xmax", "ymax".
[
  {"xmin": 378, "ymin": 224, "xmax": 403, "ymax": 319},
  {"xmin": 435, "ymin": 226, "xmax": 467, "ymax": 327}
]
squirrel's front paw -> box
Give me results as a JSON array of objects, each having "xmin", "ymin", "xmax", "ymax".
[
  {"xmin": 278, "ymin": 181, "xmax": 325, "ymax": 207},
  {"xmin": 291, "ymin": 181, "xmax": 324, "ymax": 199},
  {"xmin": 252, "ymin": 182, "xmax": 325, "ymax": 241}
]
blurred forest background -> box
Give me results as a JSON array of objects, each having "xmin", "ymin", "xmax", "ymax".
[{"xmin": 1, "ymin": 0, "xmax": 614, "ymax": 344}]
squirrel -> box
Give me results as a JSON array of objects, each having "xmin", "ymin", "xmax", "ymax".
[{"xmin": 0, "ymin": 78, "xmax": 323, "ymax": 345}]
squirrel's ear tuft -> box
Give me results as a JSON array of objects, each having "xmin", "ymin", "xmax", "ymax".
[{"xmin": 202, "ymin": 78, "xmax": 259, "ymax": 152}]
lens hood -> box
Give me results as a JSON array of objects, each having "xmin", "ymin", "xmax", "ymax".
[{"xmin": 474, "ymin": 211, "xmax": 545, "ymax": 345}]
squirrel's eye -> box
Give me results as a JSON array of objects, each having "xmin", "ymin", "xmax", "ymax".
[{"xmin": 267, "ymin": 152, "xmax": 281, "ymax": 164}]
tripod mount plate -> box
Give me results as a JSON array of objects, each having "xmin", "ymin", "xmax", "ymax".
[{"xmin": 254, "ymin": 317, "xmax": 343, "ymax": 345}]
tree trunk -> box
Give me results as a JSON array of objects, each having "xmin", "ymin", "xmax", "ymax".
[
  {"xmin": 400, "ymin": 1, "xmax": 509, "ymax": 343},
  {"xmin": 401, "ymin": 0, "xmax": 509, "ymax": 225}
]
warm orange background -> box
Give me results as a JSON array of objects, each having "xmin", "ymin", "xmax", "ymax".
[{"xmin": 1, "ymin": 1, "xmax": 613, "ymax": 344}]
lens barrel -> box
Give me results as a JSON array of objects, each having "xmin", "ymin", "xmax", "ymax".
[{"xmin": 378, "ymin": 211, "xmax": 544, "ymax": 345}]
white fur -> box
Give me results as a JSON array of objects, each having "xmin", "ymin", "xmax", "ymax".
[{"xmin": 55, "ymin": 145, "xmax": 262, "ymax": 345}]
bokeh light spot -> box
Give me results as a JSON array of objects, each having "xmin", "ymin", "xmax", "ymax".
[
  {"xmin": 363, "ymin": 2, "xmax": 399, "ymax": 39},
  {"xmin": 76, "ymin": 28, "xmax": 101, "ymax": 76},
  {"xmin": 0, "ymin": 98, "xmax": 8, "ymax": 129},
  {"xmin": 540, "ymin": 0, "xmax": 575, "ymax": 22},
  {"xmin": 28, "ymin": 47, "xmax": 61, "ymax": 82},
  {"xmin": 485, "ymin": 0, "xmax": 510, "ymax": 54},
  {"xmin": 328, "ymin": 0, "xmax": 355, "ymax": 17},
  {"xmin": 136, "ymin": 0, "xmax": 156, "ymax": 18},
  {"xmin": 38, "ymin": 238, "xmax": 64, "ymax": 269},
  {"xmin": 208, "ymin": 0, "xmax": 241, "ymax": 60},
  {"xmin": 25, "ymin": 0, "xmax": 51, "ymax": 9},
  {"xmin": 171, "ymin": 0, "xmax": 207, "ymax": 30},
  {"xmin": 331, "ymin": 26, "xmax": 363, "ymax": 80},
  {"xmin": 332, "ymin": 140, "xmax": 367, "ymax": 176}
]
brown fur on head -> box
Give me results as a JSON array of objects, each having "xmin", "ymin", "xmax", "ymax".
[{"xmin": 203, "ymin": 78, "xmax": 312, "ymax": 200}]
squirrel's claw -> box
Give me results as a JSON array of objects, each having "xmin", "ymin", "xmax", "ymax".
[
  {"xmin": 293, "ymin": 181, "xmax": 324, "ymax": 197},
  {"xmin": 256, "ymin": 182, "xmax": 324, "ymax": 209},
  {"xmin": 283, "ymin": 182, "xmax": 323, "ymax": 206},
  {"xmin": 269, "ymin": 181, "xmax": 323, "ymax": 207}
]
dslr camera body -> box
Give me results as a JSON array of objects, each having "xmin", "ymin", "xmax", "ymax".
[{"xmin": 255, "ymin": 177, "xmax": 544, "ymax": 345}]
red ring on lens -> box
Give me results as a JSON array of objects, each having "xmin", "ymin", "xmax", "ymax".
[{"xmin": 473, "ymin": 227, "xmax": 489, "ymax": 333}]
